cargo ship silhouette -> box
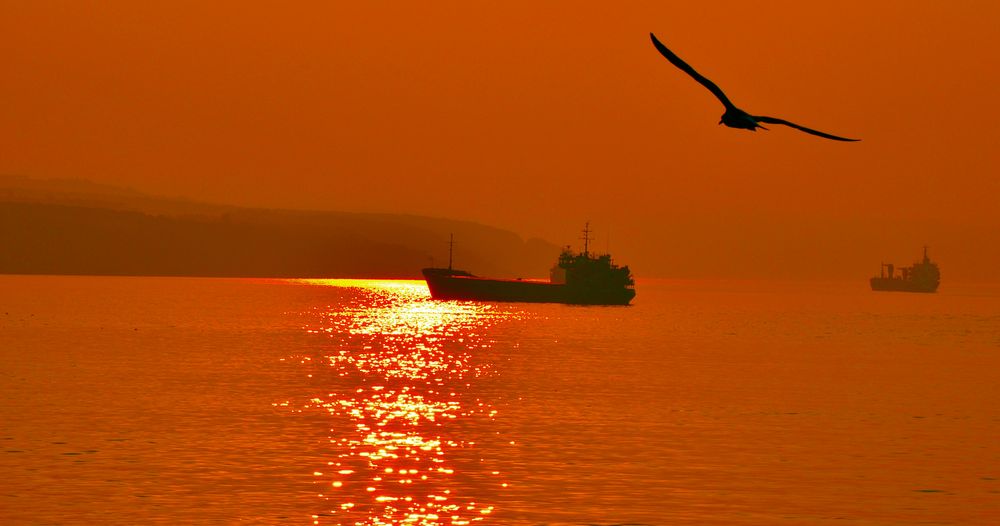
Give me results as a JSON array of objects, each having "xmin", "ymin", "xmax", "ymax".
[
  {"xmin": 870, "ymin": 247, "xmax": 940, "ymax": 293},
  {"xmin": 422, "ymin": 224, "xmax": 635, "ymax": 305}
]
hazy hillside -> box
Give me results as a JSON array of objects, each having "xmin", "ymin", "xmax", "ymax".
[{"xmin": 0, "ymin": 176, "xmax": 558, "ymax": 278}]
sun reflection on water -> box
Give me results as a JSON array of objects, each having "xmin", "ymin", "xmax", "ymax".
[{"xmin": 290, "ymin": 279, "xmax": 511, "ymax": 525}]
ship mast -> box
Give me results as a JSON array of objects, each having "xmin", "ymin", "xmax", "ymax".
[
  {"xmin": 448, "ymin": 233, "xmax": 454, "ymax": 271},
  {"xmin": 581, "ymin": 222, "xmax": 592, "ymax": 257}
]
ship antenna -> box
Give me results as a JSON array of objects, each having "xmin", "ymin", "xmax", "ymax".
[
  {"xmin": 581, "ymin": 221, "xmax": 592, "ymax": 257},
  {"xmin": 923, "ymin": 245, "xmax": 929, "ymax": 263},
  {"xmin": 448, "ymin": 233, "xmax": 454, "ymax": 271}
]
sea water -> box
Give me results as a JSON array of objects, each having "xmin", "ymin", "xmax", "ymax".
[{"xmin": 1, "ymin": 275, "xmax": 998, "ymax": 524}]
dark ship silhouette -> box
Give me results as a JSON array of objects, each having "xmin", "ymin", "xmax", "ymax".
[
  {"xmin": 870, "ymin": 247, "xmax": 940, "ymax": 293},
  {"xmin": 422, "ymin": 224, "xmax": 635, "ymax": 305}
]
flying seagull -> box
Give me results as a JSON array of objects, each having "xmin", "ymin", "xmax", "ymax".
[{"xmin": 650, "ymin": 32, "xmax": 859, "ymax": 142}]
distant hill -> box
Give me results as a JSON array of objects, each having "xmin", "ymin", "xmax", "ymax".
[{"xmin": 0, "ymin": 176, "xmax": 558, "ymax": 278}]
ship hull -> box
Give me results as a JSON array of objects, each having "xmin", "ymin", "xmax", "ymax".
[
  {"xmin": 869, "ymin": 277, "xmax": 938, "ymax": 293},
  {"xmin": 423, "ymin": 269, "xmax": 634, "ymax": 305}
]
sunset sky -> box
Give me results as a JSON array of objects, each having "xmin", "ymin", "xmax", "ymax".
[{"xmin": 3, "ymin": 1, "xmax": 999, "ymax": 281}]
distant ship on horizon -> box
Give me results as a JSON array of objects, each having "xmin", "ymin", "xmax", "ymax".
[
  {"xmin": 422, "ymin": 224, "xmax": 635, "ymax": 305},
  {"xmin": 870, "ymin": 247, "xmax": 940, "ymax": 293}
]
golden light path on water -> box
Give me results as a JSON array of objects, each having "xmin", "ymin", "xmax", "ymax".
[{"xmin": 289, "ymin": 279, "xmax": 514, "ymax": 525}]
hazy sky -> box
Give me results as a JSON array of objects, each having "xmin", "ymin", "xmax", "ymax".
[{"xmin": 3, "ymin": 2, "xmax": 999, "ymax": 280}]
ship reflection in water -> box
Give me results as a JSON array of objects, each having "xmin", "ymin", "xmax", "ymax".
[{"xmin": 294, "ymin": 280, "xmax": 513, "ymax": 525}]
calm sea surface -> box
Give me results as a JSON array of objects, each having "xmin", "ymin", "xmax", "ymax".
[{"xmin": 1, "ymin": 276, "xmax": 999, "ymax": 525}]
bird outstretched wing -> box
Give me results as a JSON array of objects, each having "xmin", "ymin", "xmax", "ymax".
[
  {"xmin": 650, "ymin": 32, "xmax": 734, "ymax": 110},
  {"xmin": 754, "ymin": 116, "xmax": 860, "ymax": 142}
]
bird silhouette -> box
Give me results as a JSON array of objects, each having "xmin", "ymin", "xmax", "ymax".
[{"xmin": 650, "ymin": 32, "xmax": 859, "ymax": 142}]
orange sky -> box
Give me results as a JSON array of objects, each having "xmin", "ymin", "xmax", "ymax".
[{"xmin": 3, "ymin": 1, "xmax": 999, "ymax": 281}]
